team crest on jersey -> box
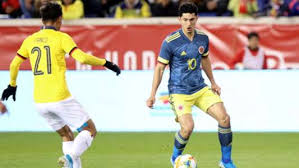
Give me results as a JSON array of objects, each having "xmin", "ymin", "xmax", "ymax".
[{"xmin": 198, "ymin": 46, "xmax": 205, "ymax": 54}]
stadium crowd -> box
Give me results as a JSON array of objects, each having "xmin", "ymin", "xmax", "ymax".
[{"xmin": 0, "ymin": 0, "xmax": 298, "ymax": 19}]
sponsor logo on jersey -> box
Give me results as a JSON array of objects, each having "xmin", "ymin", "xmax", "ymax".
[{"xmin": 181, "ymin": 51, "xmax": 187, "ymax": 56}]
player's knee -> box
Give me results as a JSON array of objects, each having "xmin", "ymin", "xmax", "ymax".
[
  {"xmin": 87, "ymin": 120, "xmax": 97, "ymax": 137},
  {"xmin": 82, "ymin": 124, "xmax": 97, "ymax": 137},
  {"xmin": 90, "ymin": 127, "xmax": 97, "ymax": 138},
  {"xmin": 68, "ymin": 131, "xmax": 74, "ymax": 140},
  {"xmin": 219, "ymin": 114, "xmax": 231, "ymax": 127},
  {"xmin": 65, "ymin": 126, "xmax": 74, "ymax": 140},
  {"xmin": 58, "ymin": 127, "xmax": 74, "ymax": 141}
]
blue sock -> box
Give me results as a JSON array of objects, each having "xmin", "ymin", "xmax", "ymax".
[
  {"xmin": 172, "ymin": 132, "xmax": 189, "ymax": 161},
  {"xmin": 218, "ymin": 125, "xmax": 233, "ymax": 163}
]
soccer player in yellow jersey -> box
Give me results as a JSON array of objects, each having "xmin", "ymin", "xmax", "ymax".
[
  {"xmin": 1, "ymin": 2, "xmax": 120, "ymax": 168},
  {"xmin": 146, "ymin": 2, "xmax": 236, "ymax": 168}
]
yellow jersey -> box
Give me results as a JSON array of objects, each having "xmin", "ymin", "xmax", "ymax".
[{"xmin": 16, "ymin": 26, "xmax": 79, "ymax": 103}]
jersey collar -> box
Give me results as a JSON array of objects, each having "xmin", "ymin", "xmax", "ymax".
[
  {"xmin": 41, "ymin": 26, "xmax": 57, "ymax": 31},
  {"xmin": 179, "ymin": 29, "xmax": 197, "ymax": 43}
]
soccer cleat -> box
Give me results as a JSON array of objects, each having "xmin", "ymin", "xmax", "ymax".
[
  {"xmin": 171, "ymin": 154, "xmax": 180, "ymax": 166},
  {"xmin": 170, "ymin": 156, "xmax": 176, "ymax": 166},
  {"xmin": 170, "ymin": 156, "xmax": 174, "ymax": 166},
  {"xmin": 58, "ymin": 154, "xmax": 73, "ymax": 168},
  {"xmin": 219, "ymin": 160, "xmax": 236, "ymax": 168}
]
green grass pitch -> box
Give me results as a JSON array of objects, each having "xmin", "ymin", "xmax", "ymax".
[{"xmin": 0, "ymin": 132, "xmax": 298, "ymax": 168}]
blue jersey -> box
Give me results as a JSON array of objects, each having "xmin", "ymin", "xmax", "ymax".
[{"xmin": 158, "ymin": 29, "xmax": 209, "ymax": 95}]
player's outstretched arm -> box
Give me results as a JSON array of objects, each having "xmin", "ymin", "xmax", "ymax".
[
  {"xmin": 146, "ymin": 62, "xmax": 167, "ymax": 108},
  {"xmin": 71, "ymin": 48, "xmax": 120, "ymax": 75},
  {"xmin": 1, "ymin": 56, "xmax": 24, "ymax": 101},
  {"xmin": 201, "ymin": 56, "xmax": 221, "ymax": 95}
]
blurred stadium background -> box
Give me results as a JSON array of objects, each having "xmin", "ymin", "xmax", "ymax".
[{"xmin": 0, "ymin": 0, "xmax": 299, "ymax": 167}]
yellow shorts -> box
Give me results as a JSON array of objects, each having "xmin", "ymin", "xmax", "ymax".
[{"xmin": 169, "ymin": 87, "xmax": 222, "ymax": 117}]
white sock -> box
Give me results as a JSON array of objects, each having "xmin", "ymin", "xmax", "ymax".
[
  {"xmin": 73, "ymin": 157, "xmax": 82, "ymax": 168},
  {"xmin": 62, "ymin": 141, "xmax": 74, "ymax": 155},
  {"xmin": 72, "ymin": 130, "xmax": 93, "ymax": 159},
  {"xmin": 76, "ymin": 158, "xmax": 82, "ymax": 168},
  {"xmin": 63, "ymin": 141, "xmax": 82, "ymax": 168}
]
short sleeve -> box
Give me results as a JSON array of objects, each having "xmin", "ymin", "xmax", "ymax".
[
  {"xmin": 203, "ymin": 36, "xmax": 209, "ymax": 57},
  {"xmin": 17, "ymin": 38, "xmax": 29, "ymax": 59},
  {"xmin": 61, "ymin": 33, "xmax": 77, "ymax": 54},
  {"xmin": 157, "ymin": 40, "xmax": 171, "ymax": 64}
]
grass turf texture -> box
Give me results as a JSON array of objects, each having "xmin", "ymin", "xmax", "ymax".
[{"xmin": 0, "ymin": 132, "xmax": 298, "ymax": 168}]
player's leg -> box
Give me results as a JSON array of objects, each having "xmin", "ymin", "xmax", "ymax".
[
  {"xmin": 207, "ymin": 103, "xmax": 236, "ymax": 168},
  {"xmin": 173, "ymin": 114, "xmax": 194, "ymax": 159},
  {"xmin": 57, "ymin": 125, "xmax": 75, "ymax": 153},
  {"xmin": 56, "ymin": 125, "xmax": 78, "ymax": 168},
  {"xmin": 72, "ymin": 119, "xmax": 97, "ymax": 159},
  {"xmin": 195, "ymin": 87, "xmax": 236, "ymax": 167},
  {"xmin": 207, "ymin": 103, "xmax": 233, "ymax": 162},
  {"xmin": 56, "ymin": 97, "xmax": 96, "ymax": 166},
  {"xmin": 59, "ymin": 120, "xmax": 95, "ymax": 168},
  {"xmin": 68, "ymin": 120, "xmax": 96, "ymax": 168},
  {"xmin": 169, "ymin": 94, "xmax": 194, "ymax": 164},
  {"xmin": 35, "ymin": 103, "xmax": 77, "ymax": 168}
]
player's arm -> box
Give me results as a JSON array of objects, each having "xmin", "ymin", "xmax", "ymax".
[
  {"xmin": 147, "ymin": 62, "xmax": 167, "ymax": 108},
  {"xmin": 70, "ymin": 48, "xmax": 120, "ymax": 75},
  {"xmin": 62, "ymin": 33, "xmax": 120, "ymax": 75},
  {"xmin": 1, "ymin": 55, "xmax": 25, "ymax": 101},
  {"xmin": 71, "ymin": 48, "xmax": 106, "ymax": 66},
  {"xmin": 0, "ymin": 101, "xmax": 8, "ymax": 114},
  {"xmin": 201, "ymin": 36, "xmax": 221, "ymax": 95},
  {"xmin": 146, "ymin": 40, "xmax": 170, "ymax": 108},
  {"xmin": 2, "ymin": 37, "xmax": 29, "ymax": 101},
  {"xmin": 201, "ymin": 56, "xmax": 221, "ymax": 95}
]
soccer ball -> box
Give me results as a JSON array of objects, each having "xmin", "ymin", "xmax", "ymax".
[{"xmin": 174, "ymin": 154, "xmax": 197, "ymax": 168}]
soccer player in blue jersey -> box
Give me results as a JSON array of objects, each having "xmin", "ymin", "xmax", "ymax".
[{"xmin": 146, "ymin": 2, "xmax": 237, "ymax": 168}]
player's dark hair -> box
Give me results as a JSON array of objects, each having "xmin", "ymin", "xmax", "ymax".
[
  {"xmin": 178, "ymin": 1, "xmax": 198, "ymax": 17},
  {"xmin": 247, "ymin": 32, "xmax": 259, "ymax": 39},
  {"xmin": 40, "ymin": 2, "xmax": 62, "ymax": 22}
]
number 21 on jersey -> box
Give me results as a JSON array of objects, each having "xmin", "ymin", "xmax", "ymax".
[{"xmin": 31, "ymin": 46, "xmax": 52, "ymax": 76}]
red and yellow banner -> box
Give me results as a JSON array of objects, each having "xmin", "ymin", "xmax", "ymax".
[{"xmin": 0, "ymin": 24, "xmax": 298, "ymax": 70}]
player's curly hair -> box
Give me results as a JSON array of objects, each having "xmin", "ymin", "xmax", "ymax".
[
  {"xmin": 40, "ymin": 2, "xmax": 62, "ymax": 22},
  {"xmin": 178, "ymin": 1, "xmax": 198, "ymax": 17}
]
